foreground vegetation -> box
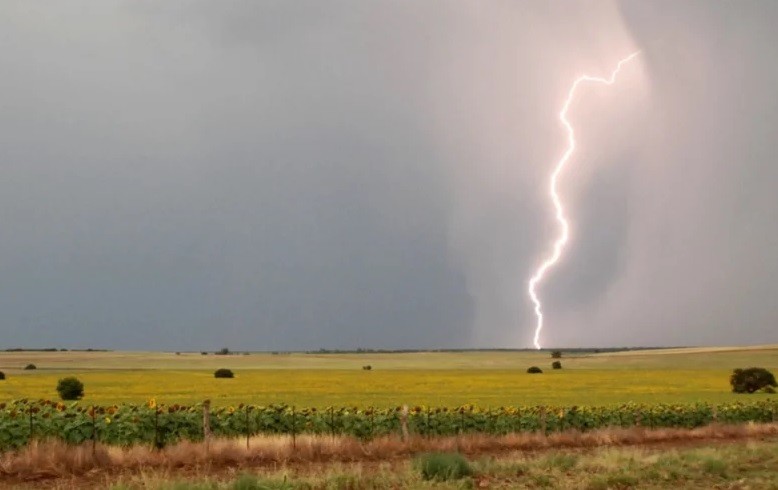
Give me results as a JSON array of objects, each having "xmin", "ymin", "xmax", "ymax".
[
  {"xmin": 2, "ymin": 428, "xmax": 777, "ymax": 489},
  {"xmin": 1, "ymin": 347, "xmax": 777, "ymax": 407},
  {"xmin": 105, "ymin": 440, "xmax": 778, "ymax": 490}
]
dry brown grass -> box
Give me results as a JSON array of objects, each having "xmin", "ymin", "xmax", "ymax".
[{"xmin": 2, "ymin": 423, "xmax": 777, "ymax": 484}]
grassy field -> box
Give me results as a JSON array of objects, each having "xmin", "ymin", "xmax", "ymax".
[
  {"xmin": 7, "ymin": 435, "xmax": 778, "ymax": 489},
  {"xmin": 111, "ymin": 439, "xmax": 778, "ymax": 490},
  {"xmin": 0, "ymin": 347, "xmax": 776, "ymax": 407}
]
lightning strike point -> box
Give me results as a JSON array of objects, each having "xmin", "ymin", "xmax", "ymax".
[{"xmin": 528, "ymin": 51, "xmax": 640, "ymax": 350}]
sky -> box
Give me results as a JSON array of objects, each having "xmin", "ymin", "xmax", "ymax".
[{"xmin": 1, "ymin": 1, "xmax": 776, "ymax": 351}]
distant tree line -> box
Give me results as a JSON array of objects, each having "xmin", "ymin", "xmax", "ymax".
[
  {"xmin": 303, "ymin": 347, "xmax": 681, "ymax": 355},
  {"xmin": 0, "ymin": 346, "xmax": 685, "ymax": 355},
  {"xmin": 2, "ymin": 348, "xmax": 111, "ymax": 352}
]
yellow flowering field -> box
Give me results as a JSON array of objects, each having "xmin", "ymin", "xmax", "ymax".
[{"xmin": 0, "ymin": 347, "xmax": 775, "ymax": 407}]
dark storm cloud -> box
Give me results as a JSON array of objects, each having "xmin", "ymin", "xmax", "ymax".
[
  {"xmin": 0, "ymin": 1, "xmax": 472, "ymax": 350},
  {"xmin": 0, "ymin": 1, "xmax": 775, "ymax": 350}
]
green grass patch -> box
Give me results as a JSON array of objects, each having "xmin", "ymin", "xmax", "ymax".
[
  {"xmin": 700, "ymin": 457, "xmax": 728, "ymax": 478},
  {"xmin": 414, "ymin": 452, "xmax": 473, "ymax": 481}
]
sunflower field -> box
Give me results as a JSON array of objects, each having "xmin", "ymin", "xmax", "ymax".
[{"xmin": 0, "ymin": 399, "xmax": 775, "ymax": 450}]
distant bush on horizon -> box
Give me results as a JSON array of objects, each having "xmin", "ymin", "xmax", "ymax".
[
  {"xmin": 4, "ymin": 348, "xmax": 110, "ymax": 352},
  {"xmin": 214, "ymin": 368, "xmax": 234, "ymax": 378}
]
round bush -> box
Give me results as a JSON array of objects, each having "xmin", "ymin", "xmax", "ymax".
[
  {"xmin": 24, "ymin": 363, "xmax": 37, "ymax": 370},
  {"xmin": 0, "ymin": 371, "xmax": 5, "ymax": 380},
  {"xmin": 527, "ymin": 366, "xmax": 543, "ymax": 374},
  {"xmin": 552, "ymin": 361, "xmax": 562, "ymax": 370},
  {"xmin": 56, "ymin": 377, "xmax": 84, "ymax": 400},
  {"xmin": 214, "ymin": 368, "xmax": 235, "ymax": 378},
  {"xmin": 415, "ymin": 452, "xmax": 472, "ymax": 481},
  {"xmin": 730, "ymin": 367, "xmax": 777, "ymax": 393}
]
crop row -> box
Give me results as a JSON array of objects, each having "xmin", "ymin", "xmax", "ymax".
[{"xmin": 0, "ymin": 399, "xmax": 776, "ymax": 450}]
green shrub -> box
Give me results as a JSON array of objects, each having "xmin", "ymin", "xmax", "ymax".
[
  {"xmin": 701, "ymin": 457, "xmax": 728, "ymax": 478},
  {"xmin": 362, "ymin": 365, "xmax": 372, "ymax": 370},
  {"xmin": 24, "ymin": 363, "xmax": 36, "ymax": 370},
  {"xmin": 527, "ymin": 366, "xmax": 543, "ymax": 374},
  {"xmin": 730, "ymin": 367, "xmax": 777, "ymax": 393},
  {"xmin": 56, "ymin": 377, "xmax": 84, "ymax": 400},
  {"xmin": 0, "ymin": 371, "xmax": 5, "ymax": 380},
  {"xmin": 551, "ymin": 351, "xmax": 562, "ymax": 359},
  {"xmin": 763, "ymin": 386, "xmax": 776, "ymax": 394},
  {"xmin": 552, "ymin": 361, "xmax": 562, "ymax": 370},
  {"xmin": 414, "ymin": 452, "xmax": 472, "ymax": 481},
  {"xmin": 214, "ymin": 368, "xmax": 235, "ymax": 378}
]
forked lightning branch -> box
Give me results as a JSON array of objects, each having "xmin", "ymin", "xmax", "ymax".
[{"xmin": 528, "ymin": 52, "xmax": 640, "ymax": 350}]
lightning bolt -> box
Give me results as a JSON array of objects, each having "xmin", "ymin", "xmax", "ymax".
[{"xmin": 528, "ymin": 51, "xmax": 640, "ymax": 350}]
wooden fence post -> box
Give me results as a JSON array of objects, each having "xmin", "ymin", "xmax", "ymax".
[
  {"xmin": 28, "ymin": 407, "xmax": 34, "ymax": 444},
  {"xmin": 540, "ymin": 407, "xmax": 547, "ymax": 435},
  {"xmin": 486, "ymin": 408, "xmax": 492, "ymax": 434},
  {"xmin": 154, "ymin": 408, "xmax": 160, "ymax": 449},
  {"xmin": 400, "ymin": 405, "xmax": 409, "ymax": 441},
  {"xmin": 245, "ymin": 406, "xmax": 251, "ymax": 450},
  {"xmin": 202, "ymin": 400, "xmax": 212, "ymax": 454},
  {"xmin": 91, "ymin": 406, "xmax": 97, "ymax": 456},
  {"xmin": 291, "ymin": 406, "xmax": 296, "ymax": 449},
  {"xmin": 330, "ymin": 407, "xmax": 336, "ymax": 441}
]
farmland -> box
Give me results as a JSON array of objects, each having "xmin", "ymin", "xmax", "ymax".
[
  {"xmin": 1, "ymin": 346, "xmax": 777, "ymax": 488},
  {"xmin": 0, "ymin": 347, "xmax": 776, "ymax": 407}
]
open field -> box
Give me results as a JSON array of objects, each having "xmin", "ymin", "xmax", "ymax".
[
  {"xmin": 95, "ymin": 438, "xmax": 778, "ymax": 489},
  {"xmin": 0, "ymin": 347, "xmax": 776, "ymax": 407},
  {"xmin": 1, "ymin": 348, "xmax": 777, "ymax": 488},
  {"xmin": 121, "ymin": 438, "xmax": 778, "ymax": 490},
  {"xmin": 2, "ymin": 425, "xmax": 777, "ymax": 489}
]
